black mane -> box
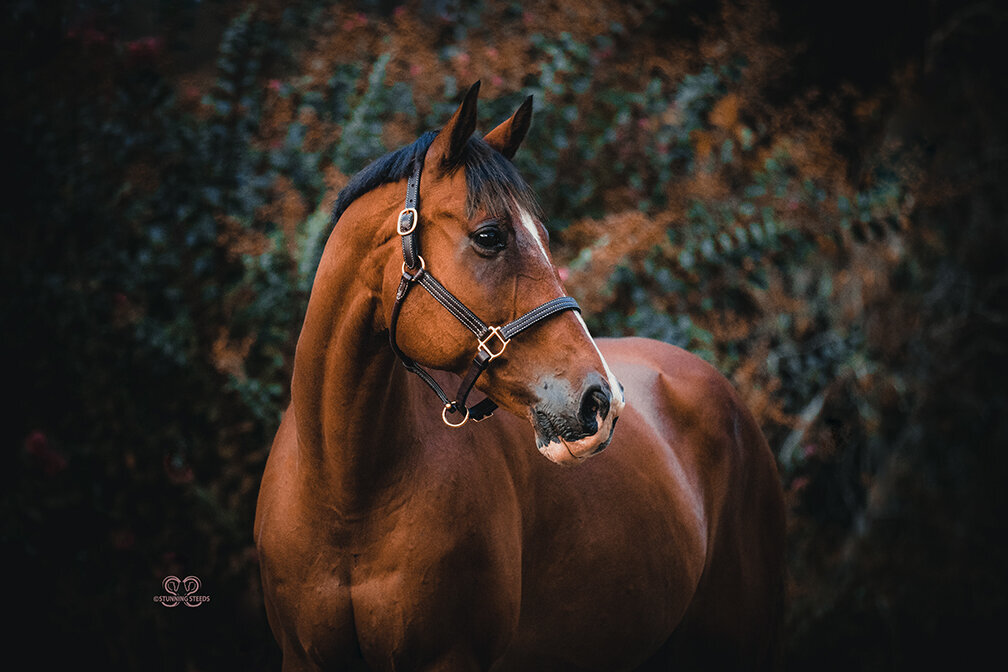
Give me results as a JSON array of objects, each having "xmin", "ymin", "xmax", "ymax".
[{"xmin": 330, "ymin": 131, "xmax": 541, "ymax": 227}]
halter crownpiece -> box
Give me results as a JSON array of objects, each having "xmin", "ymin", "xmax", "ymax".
[{"xmin": 388, "ymin": 147, "xmax": 581, "ymax": 427}]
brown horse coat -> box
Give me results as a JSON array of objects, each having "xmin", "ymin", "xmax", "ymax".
[{"xmin": 255, "ymin": 84, "xmax": 785, "ymax": 671}]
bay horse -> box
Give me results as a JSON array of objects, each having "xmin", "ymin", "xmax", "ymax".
[{"xmin": 255, "ymin": 82, "xmax": 785, "ymax": 671}]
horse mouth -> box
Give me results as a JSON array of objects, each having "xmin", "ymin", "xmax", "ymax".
[{"xmin": 533, "ymin": 412, "xmax": 617, "ymax": 465}]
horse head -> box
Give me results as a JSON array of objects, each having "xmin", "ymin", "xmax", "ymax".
[{"xmin": 341, "ymin": 83, "xmax": 624, "ymax": 464}]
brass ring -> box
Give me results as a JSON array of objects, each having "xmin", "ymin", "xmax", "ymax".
[
  {"xmin": 442, "ymin": 403, "xmax": 470, "ymax": 428},
  {"xmin": 401, "ymin": 255, "xmax": 426, "ymax": 277}
]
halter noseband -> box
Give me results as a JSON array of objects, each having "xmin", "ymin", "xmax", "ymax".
[{"xmin": 388, "ymin": 149, "xmax": 580, "ymax": 427}]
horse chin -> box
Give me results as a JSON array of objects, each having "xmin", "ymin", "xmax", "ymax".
[{"xmin": 533, "ymin": 414, "xmax": 616, "ymax": 466}]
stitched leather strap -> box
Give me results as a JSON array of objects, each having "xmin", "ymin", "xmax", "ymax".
[
  {"xmin": 416, "ymin": 270, "xmax": 488, "ymax": 337},
  {"xmin": 399, "ymin": 159, "xmax": 423, "ymax": 270},
  {"xmin": 500, "ymin": 296, "xmax": 580, "ymax": 340}
]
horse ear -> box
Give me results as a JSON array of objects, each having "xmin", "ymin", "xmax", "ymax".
[
  {"xmin": 428, "ymin": 81, "xmax": 481, "ymax": 171},
  {"xmin": 484, "ymin": 95, "xmax": 533, "ymax": 160}
]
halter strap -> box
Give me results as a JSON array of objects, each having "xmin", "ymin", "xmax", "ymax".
[{"xmin": 388, "ymin": 150, "xmax": 580, "ymax": 426}]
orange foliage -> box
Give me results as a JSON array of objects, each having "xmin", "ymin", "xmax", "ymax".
[{"xmin": 217, "ymin": 214, "xmax": 273, "ymax": 260}]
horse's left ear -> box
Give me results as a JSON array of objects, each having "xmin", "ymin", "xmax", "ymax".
[
  {"xmin": 484, "ymin": 95, "xmax": 533, "ymax": 160},
  {"xmin": 428, "ymin": 81, "xmax": 481, "ymax": 171}
]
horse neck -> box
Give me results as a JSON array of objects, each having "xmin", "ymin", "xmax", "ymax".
[{"xmin": 291, "ymin": 219, "xmax": 414, "ymax": 512}]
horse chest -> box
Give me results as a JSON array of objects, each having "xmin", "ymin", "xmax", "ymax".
[{"xmin": 269, "ymin": 489, "xmax": 521, "ymax": 669}]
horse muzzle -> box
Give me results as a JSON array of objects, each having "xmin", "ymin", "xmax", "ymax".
[{"xmin": 532, "ymin": 373, "xmax": 624, "ymax": 465}]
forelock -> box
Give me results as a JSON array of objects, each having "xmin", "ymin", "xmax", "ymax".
[{"xmin": 459, "ymin": 136, "xmax": 542, "ymax": 221}]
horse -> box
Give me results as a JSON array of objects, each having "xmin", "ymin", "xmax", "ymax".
[{"xmin": 254, "ymin": 82, "xmax": 786, "ymax": 671}]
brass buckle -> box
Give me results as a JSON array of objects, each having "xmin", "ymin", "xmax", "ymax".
[
  {"xmin": 397, "ymin": 208, "xmax": 418, "ymax": 236},
  {"xmin": 478, "ymin": 327, "xmax": 510, "ymax": 361},
  {"xmin": 442, "ymin": 403, "xmax": 470, "ymax": 428}
]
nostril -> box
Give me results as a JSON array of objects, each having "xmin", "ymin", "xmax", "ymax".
[{"xmin": 579, "ymin": 385, "xmax": 610, "ymax": 433}]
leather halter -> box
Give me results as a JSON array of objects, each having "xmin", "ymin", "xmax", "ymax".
[{"xmin": 388, "ymin": 150, "xmax": 580, "ymax": 427}]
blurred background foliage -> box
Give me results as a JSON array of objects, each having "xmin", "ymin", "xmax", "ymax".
[{"xmin": 2, "ymin": 0, "xmax": 1006, "ymax": 669}]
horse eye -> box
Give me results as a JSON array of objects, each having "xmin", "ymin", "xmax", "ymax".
[{"xmin": 471, "ymin": 225, "xmax": 506, "ymax": 253}]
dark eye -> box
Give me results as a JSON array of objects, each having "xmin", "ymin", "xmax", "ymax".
[{"xmin": 471, "ymin": 224, "xmax": 507, "ymax": 254}]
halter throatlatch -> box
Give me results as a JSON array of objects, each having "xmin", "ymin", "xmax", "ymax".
[{"xmin": 388, "ymin": 150, "xmax": 580, "ymax": 427}]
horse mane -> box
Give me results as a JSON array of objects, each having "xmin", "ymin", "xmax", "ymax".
[{"xmin": 331, "ymin": 130, "xmax": 542, "ymax": 227}]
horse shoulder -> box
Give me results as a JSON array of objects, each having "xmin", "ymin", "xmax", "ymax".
[{"xmin": 600, "ymin": 337, "xmax": 786, "ymax": 667}]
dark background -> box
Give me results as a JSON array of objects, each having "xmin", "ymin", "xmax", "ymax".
[{"xmin": 3, "ymin": 1, "xmax": 1006, "ymax": 669}]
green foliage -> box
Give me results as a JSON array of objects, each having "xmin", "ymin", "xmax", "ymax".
[
  {"xmin": 335, "ymin": 52, "xmax": 414, "ymax": 172},
  {"xmin": 520, "ymin": 30, "xmax": 641, "ymax": 227}
]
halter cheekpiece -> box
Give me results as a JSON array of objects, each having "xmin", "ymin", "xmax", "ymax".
[{"xmin": 388, "ymin": 147, "xmax": 581, "ymax": 427}]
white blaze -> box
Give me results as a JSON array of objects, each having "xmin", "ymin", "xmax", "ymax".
[
  {"xmin": 517, "ymin": 207, "xmax": 551, "ymax": 262},
  {"xmin": 516, "ymin": 206, "xmax": 626, "ymax": 411},
  {"xmin": 574, "ymin": 313, "xmax": 626, "ymax": 408}
]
